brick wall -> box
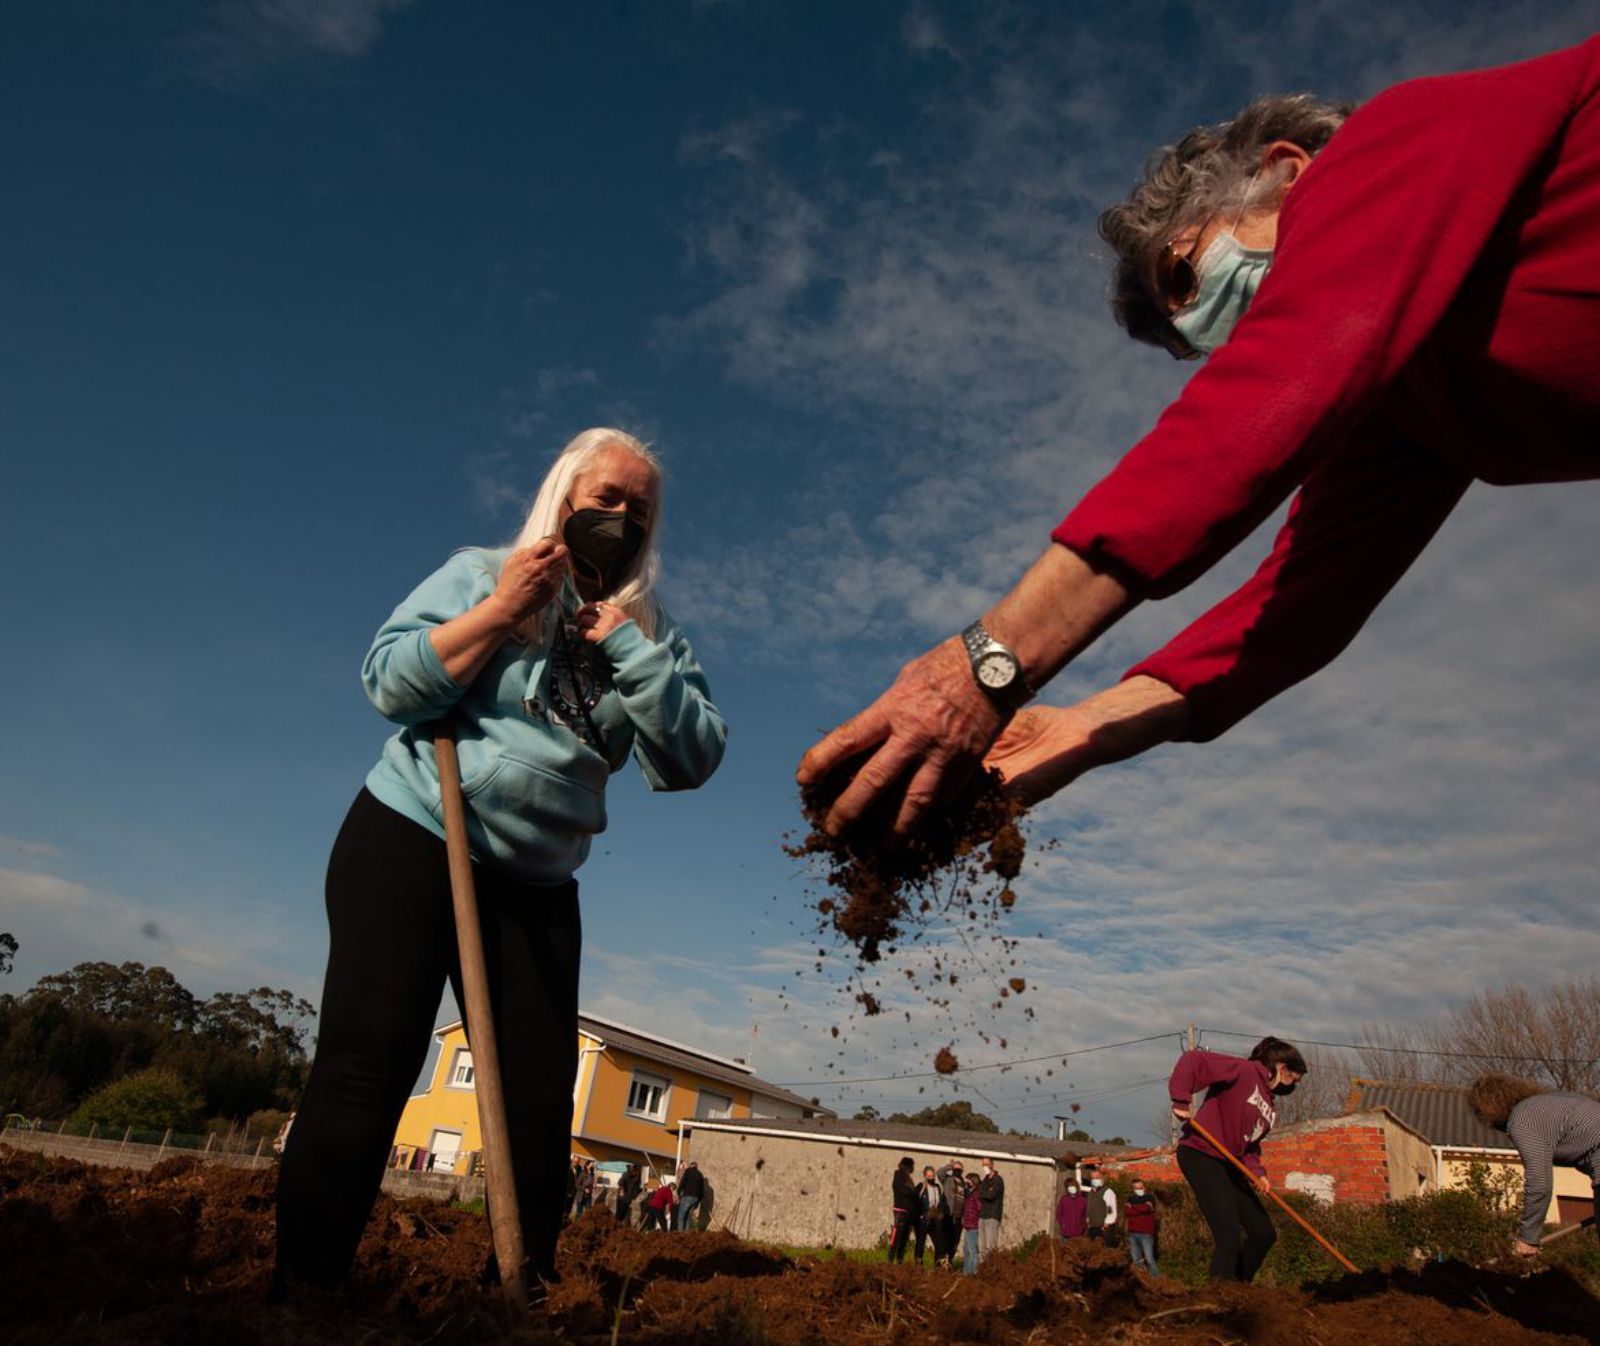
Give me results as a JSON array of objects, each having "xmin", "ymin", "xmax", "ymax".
[{"xmin": 1091, "ymin": 1111, "xmax": 1408, "ymax": 1205}]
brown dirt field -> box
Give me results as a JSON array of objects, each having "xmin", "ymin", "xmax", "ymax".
[{"xmin": 4, "ymin": 1147, "xmax": 1598, "ymax": 1344}]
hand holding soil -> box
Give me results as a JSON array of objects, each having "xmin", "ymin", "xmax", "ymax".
[{"xmin": 797, "ymin": 637, "xmax": 1004, "ymax": 837}]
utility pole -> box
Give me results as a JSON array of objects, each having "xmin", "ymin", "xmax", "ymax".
[{"xmin": 1170, "ymin": 1023, "xmax": 1199, "ymax": 1148}]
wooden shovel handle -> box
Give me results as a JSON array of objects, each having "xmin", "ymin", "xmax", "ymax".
[{"xmin": 435, "ymin": 725, "xmax": 529, "ymax": 1313}]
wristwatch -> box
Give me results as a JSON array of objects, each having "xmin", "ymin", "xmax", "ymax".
[{"xmin": 960, "ymin": 621, "xmax": 1034, "ymax": 710}]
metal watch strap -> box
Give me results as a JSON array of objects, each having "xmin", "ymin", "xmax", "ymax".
[{"xmin": 960, "ymin": 620, "xmax": 1034, "ymax": 708}]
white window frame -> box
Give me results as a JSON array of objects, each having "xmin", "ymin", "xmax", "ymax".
[
  {"xmin": 625, "ymin": 1070, "xmax": 671, "ymax": 1122},
  {"xmin": 447, "ymin": 1047, "xmax": 475, "ymax": 1091},
  {"xmin": 695, "ymin": 1090, "xmax": 734, "ymax": 1120}
]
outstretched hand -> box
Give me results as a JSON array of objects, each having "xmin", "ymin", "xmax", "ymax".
[{"xmin": 796, "ymin": 638, "xmax": 1005, "ymax": 837}]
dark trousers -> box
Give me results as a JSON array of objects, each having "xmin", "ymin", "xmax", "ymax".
[
  {"xmin": 276, "ymin": 789, "xmax": 581, "ymax": 1286},
  {"xmin": 917, "ymin": 1213, "xmax": 948, "ymax": 1264},
  {"xmin": 888, "ymin": 1209, "xmax": 919, "ymax": 1263},
  {"xmin": 1177, "ymin": 1144, "xmax": 1277, "ymax": 1282}
]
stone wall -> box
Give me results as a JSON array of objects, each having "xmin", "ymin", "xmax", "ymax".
[{"xmin": 688, "ymin": 1128, "xmax": 1060, "ymax": 1251}]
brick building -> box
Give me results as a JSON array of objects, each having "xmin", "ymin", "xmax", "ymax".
[{"xmin": 1090, "ymin": 1108, "xmax": 1433, "ymax": 1204}]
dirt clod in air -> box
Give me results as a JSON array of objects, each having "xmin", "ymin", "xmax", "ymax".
[
  {"xmin": 1009, "ymin": 977, "xmax": 1026, "ymax": 994},
  {"xmin": 934, "ymin": 1046, "xmax": 959, "ymax": 1075}
]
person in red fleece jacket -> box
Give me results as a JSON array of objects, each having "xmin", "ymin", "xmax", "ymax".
[
  {"xmin": 799, "ymin": 38, "xmax": 1600, "ymax": 836},
  {"xmin": 1171, "ymin": 1037, "xmax": 1306, "ymax": 1282}
]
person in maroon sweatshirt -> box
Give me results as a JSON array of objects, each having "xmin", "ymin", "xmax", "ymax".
[
  {"xmin": 1055, "ymin": 1180, "xmax": 1089, "ymax": 1241},
  {"xmin": 798, "ymin": 38, "xmax": 1600, "ymax": 836},
  {"xmin": 1170, "ymin": 1037, "xmax": 1306, "ymax": 1282}
]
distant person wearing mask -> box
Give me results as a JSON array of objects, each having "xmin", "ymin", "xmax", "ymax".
[
  {"xmin": 960, "ymin": 1174, "xmax": 983, "ymax": 1276},
  {"xmin": 1055, "ymin": 1179, "xmax": 1088, "ymax": 1242},
  {"xmin": 977, "ymin": 1158, "xmax": 1005, "ymax": 1259},
  {"xmin": 1084, "ymin": 1171, "xmax": 1116, "ymax": 1242},
  {"xmin": 937, "ymin": 1157, "xmax": 966, "ymax": 1262},
  {"xmin": 1125, "ymin": 1180, "xmax": 1160, "ymax": 1275},
  {"xmin": 889, "ymin": 1157, "xmax": 921, "ymax": 1264},
  {"xmin": 273, "ymin": 429, "xmax": 726, "ymax": 1301},
  {"xmin": 677, "ymin": 1160, "xmax": 706, "ymax": 1231},
  {"xmin": 1170, "ymin": 1036, "xmax": 1305, "ymax": 1282},
  {"xmin": 916, "ymin": 1164, "xmax": 950, "ymax": 1267},
  {"xmin": 1467, "ymin": 1074, "xmax": 1600, "ymax": 1257}
]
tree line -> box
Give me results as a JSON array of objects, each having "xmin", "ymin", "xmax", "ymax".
[{"xmin": 0, "ymin": 944, "xmax": 313, "ymax": 1136}]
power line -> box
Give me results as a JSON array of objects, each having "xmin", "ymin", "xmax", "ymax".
[
  {"xmin": 772, "ymin": 1031, "xmax": 1183, "ymax": 1088},
  {"xmin": 1201, "ymin": 1027, "xmax": 1600, "ymax": 1065}
]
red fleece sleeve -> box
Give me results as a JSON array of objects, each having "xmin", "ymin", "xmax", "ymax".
[
  {"xmin": 1169, "ymin": 1049, "xmax": 1240, "ymax": 1103},
  {"xmin": 1055, "ymin": 43, "xmax": 1587, "ymax": 597},
  {"xmin": 1128, "ymin": 426, "xmax": 1471, "ymax": 741}
]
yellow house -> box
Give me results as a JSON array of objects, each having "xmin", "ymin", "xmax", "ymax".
[
  {"xmin": 394, "ymin": 1012, "xmax": 830, "ymax": 1177},
  {"xmin": 1347, "ymin": 1079, "xmax": 1595, "ymax": 1227}
]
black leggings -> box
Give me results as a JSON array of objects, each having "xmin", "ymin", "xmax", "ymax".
[
  {"xmin": 1177, "ymin": 1144, "xmax": 1277, "ymax": 1282},
  {"xmin": 276, "ymin": 789, "xmax": 581, "ymax": 1285}
]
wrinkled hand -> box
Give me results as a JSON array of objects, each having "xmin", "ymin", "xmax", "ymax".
[
  {"xmin": 983, "ymin": 707, "xmax": 1099, "ymax": 805},
  {"xmin": 985, "ymin": 678, "xmax": 1192, "ymax": 806},
  {"xmin": 1512, "ymin": 1239, "xmax": 1540, "ymax": 1258},
  {"xmin": 490, "ymin": 539, "xmax": 568, "ymax": 625},
  {"xmin": 797, "ymin": 637, "xmax": 1004, "ymax": 837},
  {"xmin": 1253, "ymin": 1173, "xmax": 1272, "ymax": 1196},
  {"xmin": 574, "ymin": 600, "xmax": 631, "ymax": 645}
]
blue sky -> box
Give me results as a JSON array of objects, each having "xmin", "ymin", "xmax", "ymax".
[{"xmin": 3, "ymin": 0, "xmax": 1597, "ymax": 1142}]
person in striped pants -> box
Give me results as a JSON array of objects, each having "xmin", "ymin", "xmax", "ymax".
[{"xmin": 1467, "ymin": 1074, "xmax": 1600, "ymax": 1256}]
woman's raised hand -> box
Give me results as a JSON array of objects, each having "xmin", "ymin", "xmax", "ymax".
[
  {"xmin": 490, "ymin": 539, "xmax": 568, "ymax": 624},
  {"xmin": 573, "ymin": 601, "xmax": 630, "ymax": 644}
]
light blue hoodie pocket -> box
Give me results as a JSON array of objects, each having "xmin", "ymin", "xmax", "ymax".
[{"xmin": 461, "ymin": 753, "xmax": 609, "ymax": 860}]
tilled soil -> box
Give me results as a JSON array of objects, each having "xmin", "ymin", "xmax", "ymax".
[{"xmin": 4, "ymin": 1148, "xmax": 1597, "ymax": 1344}]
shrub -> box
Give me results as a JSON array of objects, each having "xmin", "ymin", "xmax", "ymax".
[{"xmin": 69, "ymin": 1067, "xmax": 202, "ymax": 1133}]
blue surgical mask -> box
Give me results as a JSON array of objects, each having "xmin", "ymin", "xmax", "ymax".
[{"xmin": 1171, "ymin": 231, "xmax": 1273, "ymax": 356}]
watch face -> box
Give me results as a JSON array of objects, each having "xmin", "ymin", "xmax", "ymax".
[{"xmin": 976, "ymin": 650, "xmax": 1017, "ymax": 689}]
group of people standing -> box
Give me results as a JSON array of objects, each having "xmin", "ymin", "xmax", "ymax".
[
  {"xmin": 1055, "ymin": 1172, "xmax": 1160, "ymax": 1275},
  {"xmin": 888, "ymin": 1155, "xmax": 1006, "ymax": 1275},
  {"xmin": 566, "ymin": 1157, "xmax": 709, "ymax": 1233}
]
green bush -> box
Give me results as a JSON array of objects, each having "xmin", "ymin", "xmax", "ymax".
[
  {"xmin": 1128, "ymin": 1179, "xmax": 1517, "ymax": 1289},
  {"xmin": 69, "ymin": 1067, "xmax": 202, "ymax": 1133}
]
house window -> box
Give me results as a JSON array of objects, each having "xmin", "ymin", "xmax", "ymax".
[
  {"xmin": 626, "ymin": 1070, "xmax": 671, "ymax": 1121},
  {"xmin": 695, "ymin": 1091, "xmax": 734, "ymax": 1120},
  {"xmin": 448, "ymin": 1047, "xmax": 475, "ymax": 1090}
]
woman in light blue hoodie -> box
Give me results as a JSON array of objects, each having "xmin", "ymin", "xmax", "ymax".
[{"xmin": 274, "ymin": 429, "xmax": 726, "ymax": 1300}]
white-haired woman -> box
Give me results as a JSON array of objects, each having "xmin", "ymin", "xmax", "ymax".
[{"xmin": 274, "ymin": 428, "xmax": 726, "ymax": 1300}]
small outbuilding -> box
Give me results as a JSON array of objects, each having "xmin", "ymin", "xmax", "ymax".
[{"xmin": 682, "ymin": 1114, "xmax": 1135, "ymax": 1250}]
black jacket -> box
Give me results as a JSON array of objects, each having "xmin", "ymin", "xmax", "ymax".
[
  {"xmin": 978, "ymin": 1171, "xmax": 1005, "ymax": 1220},
  {"xmin": 892, "ymin": 1168, "xmax": 920, "ymax": 1213},
  {"xmin": 679, "ymin": 1166, "xmax": 705, "ymax": 1200}
]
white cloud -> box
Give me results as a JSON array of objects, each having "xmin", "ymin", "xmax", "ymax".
[
  {"xmin": 0, "ymin": 864, "xmax": 318, "ymax": 1004},
  {"xmin": 650, "ymin": 3, "xmax": 1600, "ymax": 1139},
  {"xmin": 186, "ymin": 0, "xmax": 416, "ymax": 88}
]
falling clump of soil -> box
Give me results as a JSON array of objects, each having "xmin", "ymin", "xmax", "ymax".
[
  {"xmin": 784, "ymin": 767, "xmax": 1056, "ymax": 1071},
  {"xmin": 787, "ymin": 768, "xmax": 1029, "ymax": 963},
  {"xmin": 934, "ymin": 1046, "xmax": 960, "ymax": 1075}
]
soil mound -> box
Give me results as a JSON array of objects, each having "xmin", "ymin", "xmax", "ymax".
[{"xmin": 4, "ymin": 1147, "xmax": 1596, "ymax": 1344}]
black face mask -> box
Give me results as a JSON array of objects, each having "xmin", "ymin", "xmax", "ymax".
[
  {"xmin": 1272, "ymin": 1082, "xmax": 1297, "ymax": 1097},
  {"xmin": 562, "ymin": 507, "xmax": 646, "ymax": 596}
]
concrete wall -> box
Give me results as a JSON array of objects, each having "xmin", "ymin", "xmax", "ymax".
[
  {"xmin": 688, "ymin": 1128, "xmax": 1058, "ymax": 1251},
  {"xmin": 3, "ymin": 1130, "xmax": 274, "ymax": 1172},
  {"xmin": 4, "ymin": 1131, "xmax": 486, "ymax": 1204}
]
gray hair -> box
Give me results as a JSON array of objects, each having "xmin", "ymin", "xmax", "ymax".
[{"xmin": 1099, "ymin": 94, "xmax": 1354, "ymax": 354}]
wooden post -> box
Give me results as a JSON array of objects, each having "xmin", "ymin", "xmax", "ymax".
[
  {"xmin": 156, "ymin": 1128, "xmax": 171, "ymax": 1163},
  {"xmin": 435, "ymin": 724, "xmax": 528, "ymax": 1314},
  {"xmin": 89, "ymin": 1123, "xmax": 98, "ymax": 1141},
  {"xmin": 255, "ymin": 1136, "xmax": 266, "ymax": 1162},
  {"xmin": 204, "ymin": 1132, "xmax": 215, "ymax": 1156},
  {"xmin": 119, "ymin": 1126, "xmax": 131, "ymax": 1154}
]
